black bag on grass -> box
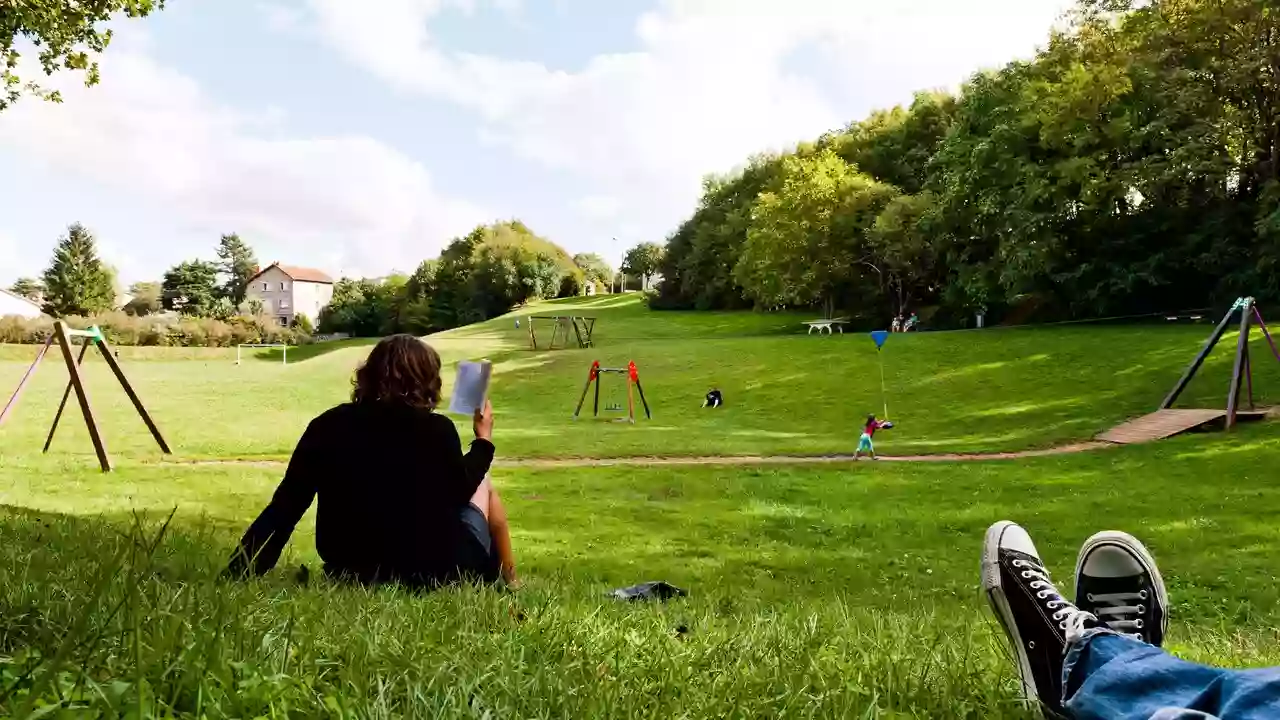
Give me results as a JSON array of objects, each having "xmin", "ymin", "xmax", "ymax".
[{"xmin": 609, "ymin": 581, "xmax": 687, "ymax": 602}]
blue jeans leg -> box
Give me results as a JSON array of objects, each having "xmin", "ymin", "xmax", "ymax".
[{"xmin": 1062, "ymin": 629, "xmax": 1280, "ymax": 720}]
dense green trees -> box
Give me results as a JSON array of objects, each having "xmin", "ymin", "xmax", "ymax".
[
  {"xmin": 124, "ymin": 281, "xmax": 162, "ymax": 316},
  {"xmin": 40, "ymin": 223, "xmax": 116, "ymax": 317},
  {"xmin": 8, "ymin": 278, "xmax": 43, "ymax": 301},
  {"xmin": 216, "ymin": 234, "xmax": 259, "ymax": 305},
  {"xmin": 572, "ymin": 253, "xmax": 613, "ymax": 290},
  {"xmin": 657, "ymin": 0, "xmax": 1280, "ymax": 326},
  {"xmin": 153, "ymin": 234, "xmax": 262, "ymax": 319},
  {"xmin": 622, "ymin": 243, "xmax": 665, "ymax": 290},
  {"xmin": 318, "ymin": 220, "xmax": 583, "ymax": 337},
  {"xmin": 162, "ymin": 261, "xmax": 220, "ymax": 316},
  {"xmin": 737, "ymin": 151, "xmax": 898, "ymax": 317}
]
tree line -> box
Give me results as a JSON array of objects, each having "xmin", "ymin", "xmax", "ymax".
[
  {"xmin": 315, "ymin": 221, "xmax": 659, "ymax": 337},
  {"xmin": 3, "ymin": 224, "xmax": 309, "ymax": 346},
  {"xmin": 5, "ymin": 219, "xmax": 667, "ymax": 342},
  {"xmin": 8, "ymin": 225, "xmax": 267, "ymax": 321},
  {"xmin": 654, "ymin": 0, "xmax": 1280, "ymax": 327}
]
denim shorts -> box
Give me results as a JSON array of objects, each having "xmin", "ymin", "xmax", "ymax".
[{"xmin": 454, "ymin": 502, "xmax": 500, "ymax": 583}]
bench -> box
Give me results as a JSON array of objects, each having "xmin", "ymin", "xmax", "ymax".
[{"xmin": 804, "ymin": 319, "xmax": 849, "ymax": 335}]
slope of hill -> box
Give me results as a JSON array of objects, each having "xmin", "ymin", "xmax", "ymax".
[{"xmin": 4, "ymin": 293, "xmax": 1274, "ymax": 463}]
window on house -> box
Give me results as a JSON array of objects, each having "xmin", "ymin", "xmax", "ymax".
[
  {"xmin": 278, "ymin": 316, "xmax": 288, "ymax": 327},
  {"xmin": 279, "ymin": 300, "xmax": 291, "ymax": 309},
  {"xmin": 261, "ymin": 282, "xmax": 269, "ymax": 292}
]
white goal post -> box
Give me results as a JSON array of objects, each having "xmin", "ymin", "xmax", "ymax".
[{"xmin": 236, "ymin": 344, "xmax": 289, "ymax": 365}]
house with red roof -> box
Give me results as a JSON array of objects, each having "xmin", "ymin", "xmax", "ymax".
[{"xmin": 245, "ymin": 262, "xmax": 335, "ymax": 327}]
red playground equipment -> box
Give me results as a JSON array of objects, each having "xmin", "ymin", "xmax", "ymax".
[{"xmin": 573, "ymin": 360, "xmax": 651, "ymax": 423}]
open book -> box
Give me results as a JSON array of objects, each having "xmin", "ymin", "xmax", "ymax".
[{"xmin": 448, "ymin": 360, "xmax": 492, "ymax": 416}]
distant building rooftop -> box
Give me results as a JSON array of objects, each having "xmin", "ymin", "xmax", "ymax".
[{"xmin": 249, "ymin": 262, "xmax": 334, "ymax": 284}]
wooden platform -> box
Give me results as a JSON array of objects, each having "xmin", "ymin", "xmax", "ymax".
[{"xmin": 1098, "ymin": 408, "xmax": 1268, "ymax": 445}]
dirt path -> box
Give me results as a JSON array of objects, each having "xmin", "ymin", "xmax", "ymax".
[{"xmin": 165, "ymin": 441, "xmax": 1111, "ymax": 470}]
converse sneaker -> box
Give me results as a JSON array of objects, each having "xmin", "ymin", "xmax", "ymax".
[
  {"xmin": 1074, "ymin": 531, "xmax": 1168, "ymax": 647},
  {"xmin": 982, "ymin": 521, "xmax": 1098, "ymax": 719}
]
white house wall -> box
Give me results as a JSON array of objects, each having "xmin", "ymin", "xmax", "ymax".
[
  {"xmin": 292, "ymin": 280, "xmax": 333, "ymax": 325},
  {"xmin": 0, "ymin": 291, "xmax": 43, "ymax": 319}
]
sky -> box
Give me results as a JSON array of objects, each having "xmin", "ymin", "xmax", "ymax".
[{"xmin": 0, "ymin": 0, "xmax": 1074, "ymax": 288}]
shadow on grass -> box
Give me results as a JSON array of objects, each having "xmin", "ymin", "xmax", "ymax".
[{"xmin": 250, "ymin": 337, "xmax": 379, "ymax": 363}]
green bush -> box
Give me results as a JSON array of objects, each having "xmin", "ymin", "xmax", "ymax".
[
  {"xmin": 557, "ymin": 273, "xmax": 584, "ymax": 298},
  {"xmin": 292, "ymin": 313, "xmax": 315, "ymax": 334},
  {"xmin": 0, "ymin": 313, "xmax": 312, "ymax": 348}
]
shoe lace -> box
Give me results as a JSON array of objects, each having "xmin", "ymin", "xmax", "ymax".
[
  {"xmin": 1012, "ymin": 557, "xmax": 1097, "ymax": 643},
  {"xmin": 1086, "ymin": 590, "xmax": 1149, "ymax": 638}
]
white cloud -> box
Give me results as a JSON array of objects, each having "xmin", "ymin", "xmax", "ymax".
[
  {"xmin": 0, "ymin": 33, "xmax": 488, "ymax": 281},
  {"xmin": 301, "ymin": 0, "xmax": 1072, "ymax": 244},
  {"xmin": 575, "ymin": 195, "xmax": 622, "ymax": 221}
]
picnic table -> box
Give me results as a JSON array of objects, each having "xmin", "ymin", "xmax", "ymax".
[{"xmin": 803, "ymin": 318, "xmax": 849, "ymax": 335}]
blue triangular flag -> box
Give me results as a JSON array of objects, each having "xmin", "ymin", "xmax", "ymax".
[{"xmin": 870, "ymin": 330, "xmax": 889, "ymax": 350}]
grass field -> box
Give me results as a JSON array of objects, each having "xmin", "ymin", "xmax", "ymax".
[
  {"xmin": 2, "ymin": 295, "xmax": 1277, "ymax": 462},
  {"xmin": 2, "ymin": 296, "xmax": 1280, "ymax": 716}
]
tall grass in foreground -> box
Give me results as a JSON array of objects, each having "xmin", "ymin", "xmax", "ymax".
[
  {"xmin": 5, "ymin": 510, "xmax": 1280, "ymax": 718},
  {"xmin": 0, "ymin": 512, "xmax": 1033, "ymax": 718}
]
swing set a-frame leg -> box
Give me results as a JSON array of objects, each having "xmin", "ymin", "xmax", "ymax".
[
  {"xmin": 1162, "ymin": 304, "xmax": 1237, "ymax": 409},
  {"xmin": 626, "ymin": 374, "xmax": 635, "ymax": 424},
  {"xmin": 44, "ymin": 337, "xmax": 92, "ymax": 452},
  {"xmin": 1227, "ymin": 300, "xmax": 1253, "ymax": 430},
  {"xmin": 0, "ymin": 334, "xmax": 53, "ymax": 426},
  {"xmin": 573, "ymin": 362, "xmax": 601, "ymax": 419},
  {"xmin": 632, "ymin": 377, "xmax": 652, "ymax": 419},
  {"xmin": 97, "ymin": 336, "xmax": 171, "ymax": 454},
  {"xmin": 52, "ymin": 322, "xmax": 112, "ymax": 472},
  {"xmin": 573, "ymin": 375, "xmax": 594, "ymax": 419}
]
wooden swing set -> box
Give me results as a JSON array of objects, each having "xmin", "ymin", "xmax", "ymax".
[
  {"xmin": 1162, "ymin": 296, "xmax": 1276, "ymax": 429},
  {"xmin": 1100, "ymin": 296, "xmax": 1274, "ymax": 444},
  {"xmin": 526, "ymin": 315, "xmax": 596, "ymax": 350},
  {"xmin": 0, "ymin": 321, "xmax": 171, "ymax": 472}
]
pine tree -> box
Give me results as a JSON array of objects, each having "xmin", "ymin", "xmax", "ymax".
[
  {"xmin": 216, "ymin": 233, "xmax": 259, "ymax": 305},
  {"xmin": 8, "ymin": 277, "xmax": 43, "ymax": 301},
  {"xmin": 162, "ymin": 260, "xmax": 220, "ymax": 316},
  {"xmin": 40, "ymin": 223, "xmax": 116, "ymax": 317}
]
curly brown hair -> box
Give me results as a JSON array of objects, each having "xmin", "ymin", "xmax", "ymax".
[{"xmin": 352, "ymin": 334, "xmax": 443, "ymax": 409}]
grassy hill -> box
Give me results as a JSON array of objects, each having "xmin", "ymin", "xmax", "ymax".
[
  {"xmin": 3, "ymin": 298, "xmax": 1280, "ymax": 716},
  {"xmin": 2, "ymin": 294, "xmax": 1276, "ymax": 462}
]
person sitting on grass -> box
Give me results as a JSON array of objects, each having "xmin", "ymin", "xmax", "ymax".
[
  {"xmin": 223, "ymin": 334, "xmax": 518, "ymax": 590},
  {"xmin": 855, "ymin": 414, "xmax": 888, "ymax": 460},
  {"xmin": 983, "ymin": 520, "xmax": 1280, "ymax": 719}
]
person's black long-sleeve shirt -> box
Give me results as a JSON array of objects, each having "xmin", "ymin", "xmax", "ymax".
[{"xmin": 224, "ymin": 401, "xmax": 495, "ymax": 584}]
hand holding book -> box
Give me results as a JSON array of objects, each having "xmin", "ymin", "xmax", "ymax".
[{"xmin": 473, "ymin": 399, "xmax": 493, "ymax": 441}]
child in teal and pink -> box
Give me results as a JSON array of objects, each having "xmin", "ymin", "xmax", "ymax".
[{"xmin": 857, "ymin": 414, "xmax": 889, "ymax": 460}]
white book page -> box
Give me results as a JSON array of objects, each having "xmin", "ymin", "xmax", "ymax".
[{"xmin": 448, "ymin": 360, "xmax": 492, "ymax": 415}]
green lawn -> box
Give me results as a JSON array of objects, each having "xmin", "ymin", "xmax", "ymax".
[
  {"xmin": 2, "ymin": 298, "xmax": 1280, "ymax": 716},
  {"xmin": 1, "ymin": 295, "xmax": 1274, "ymax": 462}
]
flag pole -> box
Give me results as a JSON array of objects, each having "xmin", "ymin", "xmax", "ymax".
[
  {"xmin": 869, "ymin": 330, "xmax": 891, "ymax": 421},
  {"xmin": 878, "ymin": 348, "xmax": 888, "ymax": 420}
]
